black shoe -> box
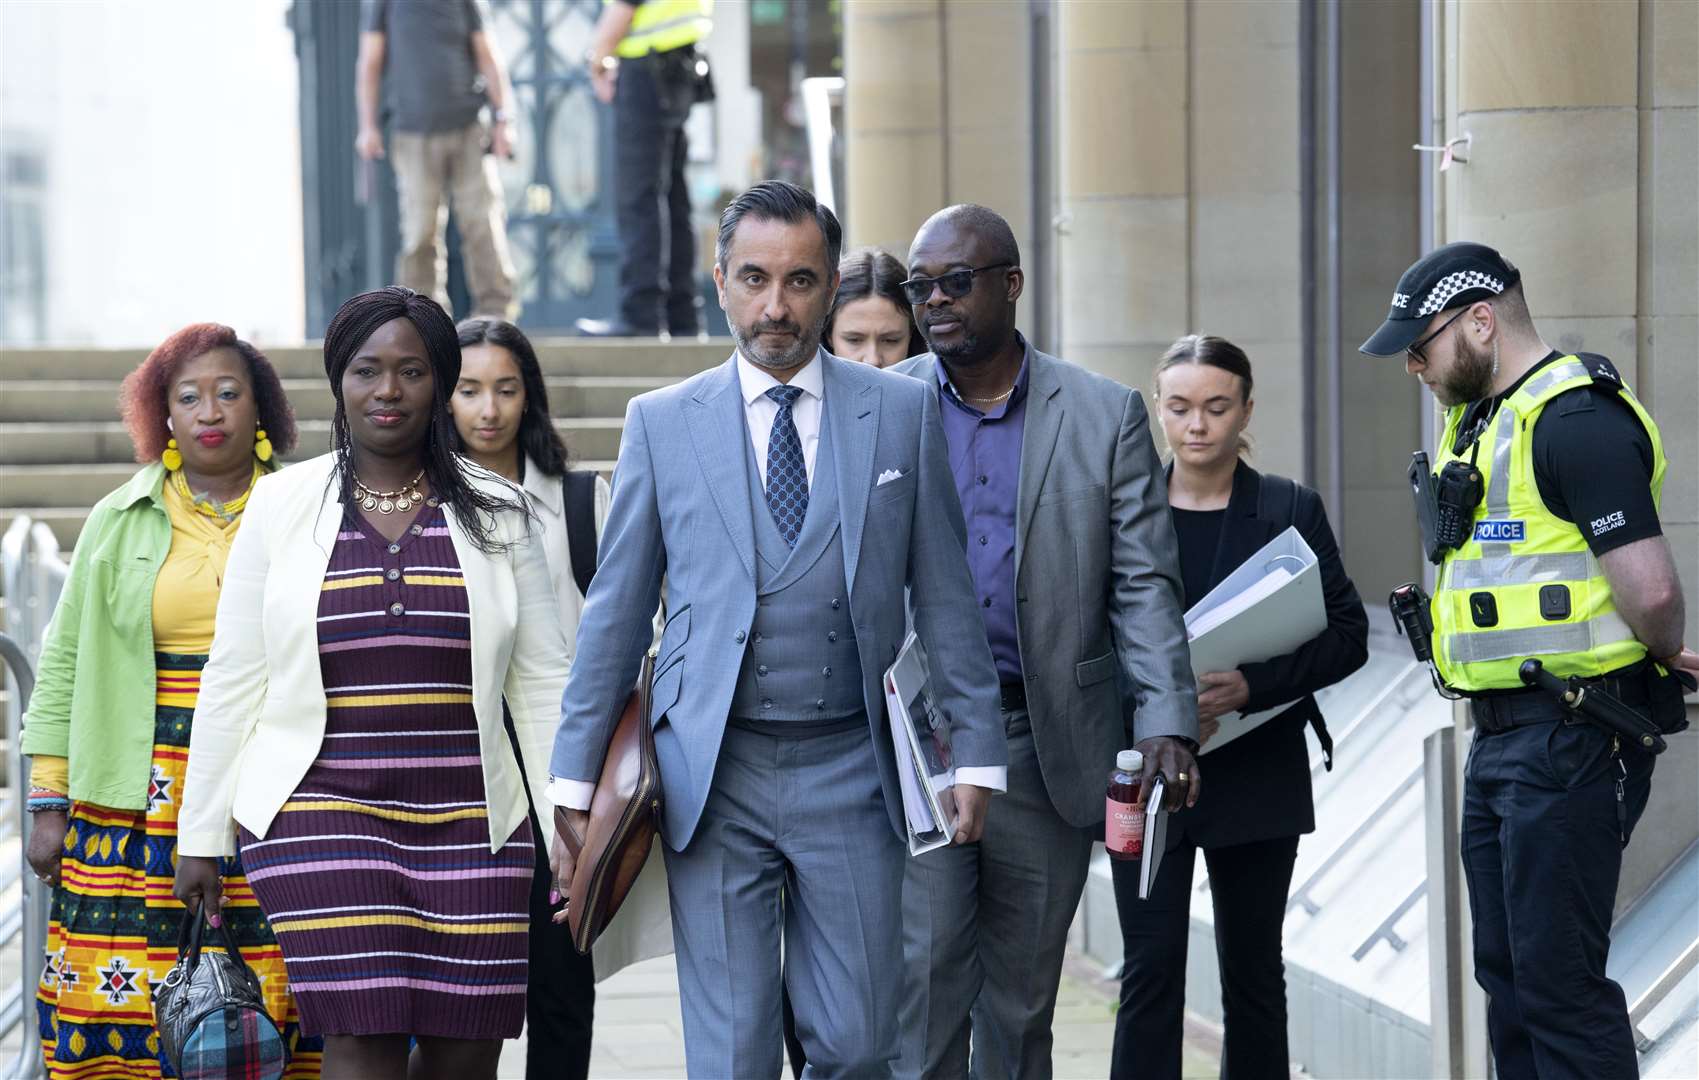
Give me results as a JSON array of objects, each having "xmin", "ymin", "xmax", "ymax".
[{"xmin": 575, "ymin": 317, "xmax": 662, "ymax": 338}]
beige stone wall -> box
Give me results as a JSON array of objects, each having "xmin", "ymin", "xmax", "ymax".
[{"xmin": 841, "ymin": 0, "xmax": 1033, "ymax": 275}]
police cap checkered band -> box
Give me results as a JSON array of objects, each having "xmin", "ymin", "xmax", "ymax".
[{"xmin": 1359, "ymin": 241, "xmax": 1521, "ymax": 357}]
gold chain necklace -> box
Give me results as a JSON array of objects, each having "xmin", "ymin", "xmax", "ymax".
[
  {"xmin": 353, "ymin": 469, "xmax": 426, "ymax": 514},
  {"xmin": 171, "ymin": 462, "xmax": 261, "ymax": 523},
  {"xmin": 964, "ymin": 386, "xmax": 1014, "ymax": 405}
]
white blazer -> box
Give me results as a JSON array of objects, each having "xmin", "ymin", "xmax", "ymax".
[
  {"xmin": 520, "ymin": 455, "xmax": 609, "ymax": 660},
  {"xmin": 177, "ymin": 452, "xmax": 569, "ymax": 858}
]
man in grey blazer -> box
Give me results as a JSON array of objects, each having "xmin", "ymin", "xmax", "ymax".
[
  {"xmin": 892, "ymin": 205, "xmax": 1200, "ymax": 1079},
  {"xmin": 547, "ymin": 182, "xmax": 1008, "ymax": 1079}
]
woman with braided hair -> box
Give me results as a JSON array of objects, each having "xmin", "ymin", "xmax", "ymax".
[{"xmin": 175, "ymin": 287, "xmax": 570, "ymax": 1080}]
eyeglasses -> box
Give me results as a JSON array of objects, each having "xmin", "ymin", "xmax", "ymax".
[
  {"xmin": 899, "ymin": 263, "xmax": 1013, "ymax": 306},
  {"xmin": 1406, "ymin": 308, "xmax": 1468, "ymax": 363}
]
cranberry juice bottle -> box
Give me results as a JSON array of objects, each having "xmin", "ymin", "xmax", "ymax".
[{"xmin": 1106, "ymin": 749, "xmax": 1144, "ymax": 862}]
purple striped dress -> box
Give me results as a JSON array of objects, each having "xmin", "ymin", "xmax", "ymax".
[{"xmin": 238, "ymin": 504, "xmax": 533, "ymax": 1039}]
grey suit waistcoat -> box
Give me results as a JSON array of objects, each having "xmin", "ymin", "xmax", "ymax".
[{"xmin": 729, "ymin": 409, "xmax": 864, "ymax": 722}]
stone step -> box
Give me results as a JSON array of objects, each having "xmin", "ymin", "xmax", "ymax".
[
  {"xmin": 0, "ymin": 417, "xmax": 627, "ymax": 465},
  {"xmin": 0, "ymin": 375, "xmax": 671, "ymax": 423},
  {"xmin": 2, "ymin": 458, "xmax": 618, "ymax": 550},
  {"xmin": 0, "ymin": 340, "xmax": 730, "ymax": 381}
]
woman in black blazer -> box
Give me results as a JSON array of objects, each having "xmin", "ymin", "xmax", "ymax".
[{"xmin": 1111, "ymin": 335, "xmax": 1369, "ymax": 1080}]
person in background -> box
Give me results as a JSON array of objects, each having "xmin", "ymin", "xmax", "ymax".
[
  {"xmin": 575, "ymin": 0, "xmax": 713, "ymax": 339},
  {"xmin": 23, "ymin": 325, "xmax": 320, "ymax": 1079},
  {"xmin": 1111, "ymin": 334, "xmax": 1368, "ymax": 1080},
  {"xmin": 824, "ymin": 248, "xmax": 926, "ymax": 369},
  {"xmin": 448, "ymin": 317, "xmax": 599, "ymax": 1078},
  {"xmin": 892, "ymin": 204, "xmax": 1198, "ymax": 1080},
  {"xmin": 174, "ymin": 288, "xmax": 568, "ymax": 1080},
  {"xmin": 356, "ymin": 0, "xmax": 519, "ymax": 319}
]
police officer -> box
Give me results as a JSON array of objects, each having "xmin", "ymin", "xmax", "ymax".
[
  {"xmin": 1361, "ymin": 241, "xmax": 1697, "ymax": 1079},
  {"xmin": 577, "ymin": 0, "xmax": 713, "ymax": 339}
]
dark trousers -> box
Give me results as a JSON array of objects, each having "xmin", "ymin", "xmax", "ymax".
[
  {"xmin": 1461, "ymin": 717, "xmax": 1653, "ymax": 1079},
  {"xmin": 614, "ymin": 49, "xmax": 700, "ymax": 334},
  {"xmin": 1111, "ymin": 834, "xmax": 1300, "ymax": 1080},
  {"xmin": 525, "ymin": 824, "xmax": 597, "ymax": 1080}
]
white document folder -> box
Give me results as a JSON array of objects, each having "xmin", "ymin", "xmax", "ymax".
[
  {"xmin": 884, "ymin": 632, "xmax": 959, "ymax": 856},
  {"xmin": 1184, "ymin": 525, "xmax": 1327, "ymax": 755}
]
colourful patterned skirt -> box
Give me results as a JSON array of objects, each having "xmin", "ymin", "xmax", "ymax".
[
  {"xmin": 236, "ymin": 509, "xmax": 533, "ymax": 1040},
  {"xmin": 35, "ymin": 652, "xmax": 322, "ymax": 1079}
]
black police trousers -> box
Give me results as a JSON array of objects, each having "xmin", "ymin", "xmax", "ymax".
[
  {"xmin": 1462, "ymin": 712, "xmax": 1653, "ymax": 1079},
  {"xmin": 614, "ymin": 48, "xmax": 700, "ymax": 334}
]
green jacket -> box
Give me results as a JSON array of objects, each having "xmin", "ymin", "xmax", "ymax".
[{"xmin": 22, "ymin": 464, "xmax": 175, "ymax": 809}]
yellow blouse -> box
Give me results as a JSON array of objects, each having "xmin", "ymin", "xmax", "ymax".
[
  {"xmin": 29, "ymin": 470, "xmax": 252, "ymax": 795},
  {"xmin": 152, "ymin": 469, "xmax": 247, "ymax": 653}
]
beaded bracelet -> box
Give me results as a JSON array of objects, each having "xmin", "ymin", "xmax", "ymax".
[{"xmin": 26, "ymin": 788, "xmax": 69, "ymax": 814}]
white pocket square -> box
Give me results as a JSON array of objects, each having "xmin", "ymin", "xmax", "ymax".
[{"xmin": 876, "ymin": 469, "xmax": 906, "ymax": 486}]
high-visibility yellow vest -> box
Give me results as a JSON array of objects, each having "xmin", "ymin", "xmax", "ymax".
[
  {"xmin": 614, "ymin": 0, "xmax": 711, "ymax": 59},
  {"xmin": 1431, "ymin": 354, "xmax": 1666, "ymax": 692}
]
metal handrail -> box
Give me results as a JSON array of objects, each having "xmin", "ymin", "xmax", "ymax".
[
  {"xmin": 1630, "ymin": 938, "xmax": 1698, "ymax": 1053},
  {"xmin": 0, "ymin": 631, "xmax": 48, "ymax": 1080},
  {"xmin": 1352, "ymin": 879, "xmax": 1427, "ymax": 961},
  {"xmin": 1286, "ymin": 763, "xmax": 1425, "ymax": 916}
]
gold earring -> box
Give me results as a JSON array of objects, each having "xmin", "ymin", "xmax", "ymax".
[
  {"xmin": 255, "ymin": 425, "xmax": 273, "ymax": 463},
  {"xmin": 162, "ymin": 438, "xmax": 182, "ymax": 471}
]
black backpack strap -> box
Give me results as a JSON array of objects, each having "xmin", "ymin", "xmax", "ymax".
[
  {"xmin": 1257, "ymin": 472, "xmax": 1335, "ymax": 771},
  {"xmin": 562, "ymin": 470, "xmax": 599, "ymax": 598}
]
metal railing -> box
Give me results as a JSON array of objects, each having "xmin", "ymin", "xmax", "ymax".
[{"xmin": 1, "ymin": 515, "xmax": 68, "ymax": 1080}]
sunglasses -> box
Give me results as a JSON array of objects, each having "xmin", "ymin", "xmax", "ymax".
[
  {"xmin": 1406, "ymin": 308, "xmax": 1468, "ymax": 363},
  {"xmin": 899, "ymin": 263, "xmax": 1013, "ymax": 306}
]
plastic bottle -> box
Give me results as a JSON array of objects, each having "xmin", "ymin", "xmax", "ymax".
[{"xmin": 1106, "ymin": 749, "xmax": 1144, "ymax": 861}]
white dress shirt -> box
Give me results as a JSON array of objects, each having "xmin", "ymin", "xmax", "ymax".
[
  {"xmin": 548, "ymin": 349, "xmax": 1004, "ymax": 815},
  {"xmin": 737, "ymin": 349, "xmax": 824, "ymax": 484},
  {"xmin": 521, "ymin": 455, "xmax": 610, "ymax": 665}
]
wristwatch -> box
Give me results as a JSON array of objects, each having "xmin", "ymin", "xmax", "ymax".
[{"xmin": 492, "ymin": 108, "xmax": 511, "ymax": 124}]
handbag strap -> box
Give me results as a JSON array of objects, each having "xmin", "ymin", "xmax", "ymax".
[{"xmin": 176, "ymin": 903, "xmax": 257, "ymax": 978}]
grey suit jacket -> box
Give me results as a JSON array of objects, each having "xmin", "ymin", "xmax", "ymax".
[
  {"xmin": 551, "ymin": 351, "xmax": 1006, "ymax": 849},
  {"xmin": 894, "ymin": 349, "xmax": 1196, "ymax": 828}
]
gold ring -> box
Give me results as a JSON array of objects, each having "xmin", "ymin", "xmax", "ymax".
[{"xmin": 1175, "ymin": 771, "xmax": 1189, "ymax": 784}]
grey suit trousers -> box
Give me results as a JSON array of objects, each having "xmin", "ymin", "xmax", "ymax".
[
  {"xmin": 897, "ymin": 708, "xmax": 1096, "ymax": 1079},
  {"xmin": 664, "ymin": 720, "xmax": 905, "ymax": 1079}
]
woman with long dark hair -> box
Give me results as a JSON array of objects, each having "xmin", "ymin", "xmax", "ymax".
[
  {"xmin": 824, "ymin": 248, "xmax": 925, "ymax": 368},
  {"xmin": 174, "ymin": 288, "xmax": 570, "ymax": 1080},
  {"xmin": 1111, "ymin": 334, "xmax": 1369, "ymax": 1080}
]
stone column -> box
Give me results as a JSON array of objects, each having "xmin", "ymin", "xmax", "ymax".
[
  {"xmin": 842, "ymin": 0, "xmax": 947, "ymax": 258},
  {"xmin": 1054, "ymin": 0, "xmax": 1190, "ymax": 391}
]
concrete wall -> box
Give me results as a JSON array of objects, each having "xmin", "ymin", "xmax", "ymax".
[{"xmin": 841, "ymin": 0, "xmax": 1034, "ymax": 276}]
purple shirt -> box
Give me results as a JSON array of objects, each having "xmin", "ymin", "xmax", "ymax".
[{"xmin": 935, "ymin": 343, "xmax": 1031, "ymax": 682}]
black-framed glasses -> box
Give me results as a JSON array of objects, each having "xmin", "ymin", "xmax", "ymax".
[
  {"xmin": 1406, "ymin": 308, "xmax": 1468, "ymax": 362},
  {"xmin": 899, "ymin": 263, "xmax": 1013, "ymax": 305}
]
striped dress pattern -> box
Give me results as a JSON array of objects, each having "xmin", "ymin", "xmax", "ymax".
[
  {"xmin": 237, "ymin": 506, "xmax": 534, "ymax": 1039},
  {"xmin": 35, "ymin": 653, "xmax": 322, "ymax": 1079}
]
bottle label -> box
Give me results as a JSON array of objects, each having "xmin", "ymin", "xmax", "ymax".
[{"xmin": 1106, "ymin": 797, "xmax": 1143, "ymax": 857}]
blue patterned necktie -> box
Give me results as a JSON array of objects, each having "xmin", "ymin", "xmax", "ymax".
[{"xmin": 764, "ymin": 385, "xmax": 809, "ymax": 547}]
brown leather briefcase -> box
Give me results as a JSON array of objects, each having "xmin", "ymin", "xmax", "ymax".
[{"xmin": 555, "ymin": 652, "xmax": 662, "ymax": 955}]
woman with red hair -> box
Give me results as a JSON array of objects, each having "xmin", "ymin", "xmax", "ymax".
[{"xmin": 22, "ymin": 324, "xmax": 322, "ymax": 1078}]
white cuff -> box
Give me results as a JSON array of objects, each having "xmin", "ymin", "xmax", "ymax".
[
  {"xmin": 546, "ymin": 777, "xmax": 596, "ymax": 810},
  {"xmin": 954, "ymin": 766, "xmax": 1007, "ymax": 793}
]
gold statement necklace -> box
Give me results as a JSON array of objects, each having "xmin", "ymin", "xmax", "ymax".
[
  {"xmin": 353, "ymin": 469, "xmax": 427, "ymax": 514},
  {"xmin": 171, "ymin": 462, "xmax": 262, "ymax": 524}
]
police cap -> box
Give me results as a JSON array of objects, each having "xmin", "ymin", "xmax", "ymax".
[{"xmin": 1359, "ymin": 242, "xmax": 1522, "ymax": 357}]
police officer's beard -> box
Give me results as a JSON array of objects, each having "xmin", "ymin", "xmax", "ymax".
[
  {"xmin": 1439, "ymin": 336, "xmax": 1498, "ymax": 406},
  {"xmin": 733, "ymin": 309, "xmax": 829, "ymax": 373}
]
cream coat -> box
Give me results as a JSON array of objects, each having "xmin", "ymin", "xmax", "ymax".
[{"xmin": 177, "ymin": 452, "xmax": 568, "ymax": 858}]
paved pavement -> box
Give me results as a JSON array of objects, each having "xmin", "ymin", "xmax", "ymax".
[{"xmin": 498, "ymin": 949, "xmax": 1223, "ymax": 1078}]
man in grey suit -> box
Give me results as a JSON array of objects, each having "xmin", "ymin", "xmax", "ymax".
[
  {"xmin": 547, "ymin": 182, "xmax": 1008, "ymax": 1079},
  {"xmin": 892, "ymin": 205, "xmax": 1200, "ymax": 1079}
]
